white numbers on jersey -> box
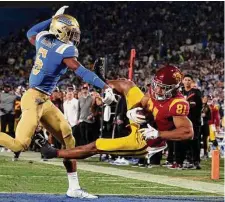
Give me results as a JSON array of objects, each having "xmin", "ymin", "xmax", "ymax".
[{"xmin": 32, "ymin": 47, "xmax": 48, "ymax": 75}]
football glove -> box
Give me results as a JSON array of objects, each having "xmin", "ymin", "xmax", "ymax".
[
  {"xmin": 53, "ymin": 5, "xmax": 69, "ymax": 17},
  {"xmin": 103, "ymin": 88, "xmax": 116, "ymax": 105},
  {"xmin": 126, "ymin": 107, "xmax": 146, "ymax": 124},
  {"xmin": 138, "ymin": 124, "xmax": 159, "ymax": 140}
]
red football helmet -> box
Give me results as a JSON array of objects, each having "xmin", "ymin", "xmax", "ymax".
[{"xmin": 150, "ymin": 65, "xmax": 182, "ymax": 101}]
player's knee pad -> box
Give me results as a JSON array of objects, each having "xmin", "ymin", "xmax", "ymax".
[
  {"xmin": 61, "ymin": 122, "xmax": 72, "ymax": 137},
  {"xmin": 63, "ymin": 134, "xmax": 75, "ymax": 149}
]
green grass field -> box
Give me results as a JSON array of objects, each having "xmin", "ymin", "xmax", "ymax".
[
  {"xmin": 0, "ymin": 156, "xmax": 223, "ymax": 196},
  {"xmin": 82, "ymin": 157, "xmax": 224, "ymax": 184}
]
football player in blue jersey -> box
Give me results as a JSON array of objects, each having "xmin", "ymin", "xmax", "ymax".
[{"xmin": 0, "ymin": 6, "xmax": 115, "ymax": 199}]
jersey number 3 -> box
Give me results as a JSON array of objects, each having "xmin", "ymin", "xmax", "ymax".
[{"xmin": 32, "ymin": 47, "xmax": 48, "ymax": 75}]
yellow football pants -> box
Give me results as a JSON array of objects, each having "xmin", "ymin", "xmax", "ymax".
[
  {"xmin": 209, "ymin": 124, "xmax": 216, "ymax": 141},
  {"xmin": 0, "ymin": 89, "xmax": 75, "ymax": 152},
  {"xmin": 96, "ymin": 86, "xmax": 147, "ymax": 156}
]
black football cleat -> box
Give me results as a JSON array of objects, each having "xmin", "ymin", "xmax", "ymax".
[{"xmin": 34, "ymin": 133, "xmax": 47, "ymax": 148}]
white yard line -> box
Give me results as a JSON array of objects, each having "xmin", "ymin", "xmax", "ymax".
[{"xmin": 0, "ymin": 152, "xmax": 224, "ymax": 195}]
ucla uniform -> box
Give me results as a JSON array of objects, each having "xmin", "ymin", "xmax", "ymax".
[
  {"xmin": 30, "ymin": 31, "xmax": 78, "ymax": 94},
  {"xmin": 0, "ymin": 31, "xmax": 78, "ymax": 151}
]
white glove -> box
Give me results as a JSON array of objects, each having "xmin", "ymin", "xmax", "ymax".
[
  {"xmin": 53, "ymin": 6, "xmax": 69, "ymax": 17},
  {"xmin": 103, "ymin": 88, "xmax": 116, "ymax": 105},
  {"xmin": 126, "ymin": 107, "xmax": 146, "ymax": 124},
  {"xmin": 138, "ymin": 124, "xmax": 159, "ymax": 140}
]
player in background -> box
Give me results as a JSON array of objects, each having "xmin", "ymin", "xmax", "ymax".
[
  {"xmin": 207, "ymin": 95, "xmax": 220, "ymax": 150},
  {"xmin": 0, "ymin": 6, "xmax": 116, "ymax": 199},
  {"xmin": 39, "ymin": 65, "xmax": 194, "ymax": 161},
  {"xmin": 182, "ymin": 75, "xmax": 202, "ymax": 169}
]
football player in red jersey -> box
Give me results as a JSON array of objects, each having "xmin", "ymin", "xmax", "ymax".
[{"xmin": 39, "ymin": 65, "xmax": 194, "ymax": 159}]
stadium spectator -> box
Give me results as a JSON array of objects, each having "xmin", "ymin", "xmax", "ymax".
[
  {"xmin": 0, "ymin": 2, "xmax": 223, "ymax": 167},
  {"xmin": 0, "ymin": 84, "xmax": 17, "ymax": 152},
  {"xmin": 77, "ymin": 84, "xmax": 95, "ymax": 145},
  {"xmin": 201, "ymin": 95, "xmax": 211, "ymax": 159},
  {"xmin": 181, "ymin": 75, "xmax": 203, "ymax": 169},
  {"xmin": 63, "ymin": 87, "xmax": 79, "ymax": 142}
]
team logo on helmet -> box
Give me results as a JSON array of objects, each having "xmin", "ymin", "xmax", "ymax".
[
  {"xmin": 58, "ymin": 16, "xmax": 73, "ymax": 26},
  {"xmin": 172, "ymin": 71, "xmax": 182, "ymax": 83}
]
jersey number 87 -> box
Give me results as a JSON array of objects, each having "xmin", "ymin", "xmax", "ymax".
[{"xmin": 32, "ymin": 47, "xmax": 48, "ymax": 75}]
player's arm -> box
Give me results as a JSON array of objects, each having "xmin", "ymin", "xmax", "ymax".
[
  {"xmin": 159, "ymin": 100, "xmax": 193, "ymax": 140},
  {"xmin": 27, "ymin": 19, "xmax": 52, "ymax": 45},
  {"xmin": 64, "ymin": 58, "xmax": 108, "ymax": 90},
  {"xmin": 159, "ymin": 116, "xmax": 193, "ymax": 140},
  {"xmin": 63, "ymin": 57, "xmax": 115, "ymax": 105},
  {"xmin": 26, "ymin": 6, "xmax": 68, "ymax": 45},
  {"xmin": 139, "ymin": 100, "xmax": 193, "ymax": 140},
  {"xmin": 139, "ymin": 116, "xmax": 193, "ymax": 141}
]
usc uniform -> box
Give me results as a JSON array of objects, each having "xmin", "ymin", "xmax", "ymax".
[
  {"xmin": 208, "ymin": 104, "xmax": 220, "ymax": 142},
  {"xmin": 96, "ymin": 85, "xmax": 189, "ymax": 156},
  {"xmin": 0, "ymin": 31, "xmax": 78, "ymax": 151}
]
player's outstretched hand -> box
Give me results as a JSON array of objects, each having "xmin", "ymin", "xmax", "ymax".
[
  {"xmin": 138, "ymin": 124, "xmax": 159, "ymax": 140},
  {"xmin": 40, "ymin": 144, "xmax": 58, "ymax": 159},
  {"xmin": 35, "ymin": 134, "xmax": 58, "ymax": 159},
  {"xmin": 53, "ymin": 5, "xmax": 69, "ymax": 18},
  {"xmin": 126, "ymin": 107, "xmax": 146, "ymax": 124},
  {"xmin": 103, "ymin": 88, "xmax": 116, "ymax": 105}
]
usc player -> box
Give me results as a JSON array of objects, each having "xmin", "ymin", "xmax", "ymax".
[{"xmin": 39, "ymin": 65, "xmax": 194, "ymax": 159}]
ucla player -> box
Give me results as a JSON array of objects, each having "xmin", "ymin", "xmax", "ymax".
[{"xmin": 0, "ymin": 6, "xmax": 115, "ymax": 199}]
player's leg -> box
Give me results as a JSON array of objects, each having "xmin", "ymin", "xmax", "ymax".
[
  {"xmin": 40, "ymin": 101, "xmax": 97, "ymax": 198},
  {"xmin": 209, "ymin": 124, "xmax": 218, "ymax": 149},
  {"xmin": 106, "ymin": 79, "xmax": 136, "ymax": 96},
  {"xmin": 0, "ymin": 90, "xmax": 42, "ymax": 152},
  {"xmin": 41, "ymin": 82, "xmax": 147, "ymax": 159},
  {"xmin": 95, "ymin": 81, "xmax": 147, "ymax": 154}
]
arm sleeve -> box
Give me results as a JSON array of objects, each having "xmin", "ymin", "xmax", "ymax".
[
  {"xmin": 27, "ymin": 19, "xmax": 51, "ymax": 40},
  {"xmin": 74, "ymin": 65, "xmax": 106, "ymax": 89}
]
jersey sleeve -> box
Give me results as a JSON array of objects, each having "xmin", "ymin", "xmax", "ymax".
[
  {"xmin": 35, "ymin": 31, "xmax": 50, "ymax": 43},
  {"xmin": 62, "ymin": 45, "xmax": 79, "ymax": 58},
  {"xmin": 169, "ymin": 99, "xmax": 190, "ymax": 116}
]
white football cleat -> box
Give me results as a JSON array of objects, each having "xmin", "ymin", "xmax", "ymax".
[{"xmin": 66, "ymin": 189, "xmax": 98, "ymax": 199}]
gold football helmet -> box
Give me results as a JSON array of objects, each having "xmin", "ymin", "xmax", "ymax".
[{"xmin": 49, "ymin": 14, "xmax": 81, "ymax": 45}]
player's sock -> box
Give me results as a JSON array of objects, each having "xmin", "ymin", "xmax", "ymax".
[{"xmin": 67, "ymin": 172, "xmax": 81, "ymax": 190}]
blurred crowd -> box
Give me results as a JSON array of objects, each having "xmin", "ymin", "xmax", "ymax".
[{"xmin": 0, "ymin": 2, "xmax": 224, "ymax": 165}]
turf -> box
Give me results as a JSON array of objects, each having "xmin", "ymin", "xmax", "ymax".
[
  {"xmin": 81, "ymin": 157, "xmax": 224, "ymax": 185},
  {"xmin": 0, "ymin": 156, "xmax": 222, "ymax": 196}
]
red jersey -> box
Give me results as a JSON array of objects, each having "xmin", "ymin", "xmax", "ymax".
[
  {"xmin": 146, "ymin": 92, "xmax": 190, "ymax": 131},
  {"xmin": 208, "ymin": 104, "xmax": 220, "ymax": 127}
]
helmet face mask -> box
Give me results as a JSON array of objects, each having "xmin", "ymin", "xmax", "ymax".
[
  {"xmin": 68, "ymin": 27, "xmax": 81, "ymax": 46},
  {"xmin": 49, "ymin": 14, "xmax": 81, "ymax": 45},
  {"xmin": 151, "ymin": 80, "xmax": 175, "ymax": 101},
  {"xmin": 149, "ymin": 65, "xmax": 182, "ymax": 101}
]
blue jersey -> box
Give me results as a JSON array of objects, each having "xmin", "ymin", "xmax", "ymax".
[{"xmin": 29, "ymin": 31, "xmax": 78, "ymax": 95}]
